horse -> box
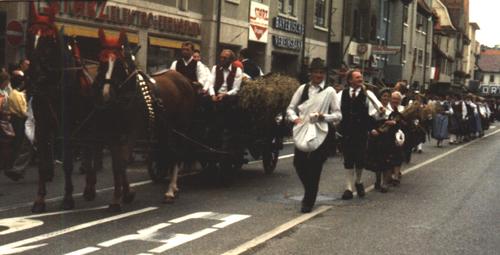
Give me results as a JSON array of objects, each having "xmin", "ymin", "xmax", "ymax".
[
  {"xmin": 94, "ymin": 29, "xmax": 195, "ymax": 210},
  {"xmin": 26, "ymin": 4, "xmax": 97, "ymax": 213}
]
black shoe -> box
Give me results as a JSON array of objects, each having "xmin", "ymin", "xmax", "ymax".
[
  {"xmin": 341, "ymin": 190, "xmax": 353, "ymax": 200},
  {"xmin": 379, "ymin": 186, "xmax": 388, "ymax": 193},
  {"xmin": 355, "ymin": 183, "xmax": 365, "ymax": 198},
  {"xmin": 300, "ymin": 206, "xmax": 313, "ymax": 213},
  {"xmin": 4, "ymin": 171, "xmax": 23, "ymax": 182}
]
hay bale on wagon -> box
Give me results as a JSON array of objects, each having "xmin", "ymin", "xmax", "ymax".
[{"xmin": 238, "ymin": 74, "xmax": 299, "ymax": 128}]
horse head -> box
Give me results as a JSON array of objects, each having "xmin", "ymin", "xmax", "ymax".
[
  {"xmin": 97, "ymin": 28, "xmax": 139, "ymax": 103},
  {"xmin": 27, "ymin": 1, "xmax": 61, "ymax": 93}
]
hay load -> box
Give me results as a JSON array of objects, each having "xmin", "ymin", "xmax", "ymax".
[{"xmin": 238, "ymin": 74, "xmax": 299, "ymax": 126}]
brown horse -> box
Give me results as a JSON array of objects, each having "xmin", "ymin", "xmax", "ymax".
[
  {"xmin": 95, "ymin": 29, "xmax": 195, "ymax": 210},
  {"xmin": 150, "ymin": 70, "xmax": 195, "ymax": 203},
  {"xmin": 27, "ymin": 4, "xmax": 98, "ymax": 212}
]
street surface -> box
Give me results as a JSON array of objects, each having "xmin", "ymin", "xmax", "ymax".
[{"xmin": 0, "ymin": 126, "xmax": 499, "ymax": 255}]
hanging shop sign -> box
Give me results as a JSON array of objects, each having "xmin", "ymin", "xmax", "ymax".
[
  {"xmin": 272, "ymin": 35, "xmax": 302, "ymax": 51},
  {"xmin": 249, "ymin": 2, "xmax": 269, "ymax": 43},
  {"xmin": 272, "ymin": 16, "xmax": 304, "ymax": 35},
  {"xmin": 37, "ymin": 1, "xmax": 201, "ymax": 37}
]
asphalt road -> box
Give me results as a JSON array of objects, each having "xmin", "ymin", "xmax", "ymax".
[{"xmin": 0, "ymin": 125, "xmax": 499, "ymax": 255}]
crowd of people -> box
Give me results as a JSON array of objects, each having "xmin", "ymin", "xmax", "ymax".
[{"xmin": 287, "ymin": 57, "xmax": 499, "ymax": 213}]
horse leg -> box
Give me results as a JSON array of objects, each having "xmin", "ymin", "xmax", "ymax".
[
  {"xmin": 163, "ymin": 163, "xmax": 181, "ymax": 204},
  {"xmin": 121, "ymin": 145, "xmax": 135, "ymax": 204},
  {"xmin": 32, "ymin": 178, "xmax": 47, "ymax": 213},
  {"xmin": 108, "ymin": 145, "xmax": 124, "ymax": 212},
  {"xmin": 32, "ymin": 113, "xmax": 54, "ymax": 213},
  {"xmin": 82, "ymin": 144, "xmax": 97, "ymax": 201}
]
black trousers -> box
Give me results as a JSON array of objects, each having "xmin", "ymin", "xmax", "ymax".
[{"xmin": 293, "ymin": 141, "xmax": 328, "ymax": 208}]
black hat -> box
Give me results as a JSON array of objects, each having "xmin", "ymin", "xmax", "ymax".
[{"xmin": 309, "ymin": 57, "xmax": 326, "ymax": 71}]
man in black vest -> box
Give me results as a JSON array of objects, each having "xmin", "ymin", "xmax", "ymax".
[
  {"xmin": 169, "ymin": 41, "xmax": 208, "ymax": 91},
  {"xmin": 238, "ymin": 48, "xmax": 263, "ymax": 80},
  {"xmin": 287, "ymin": 58, "xmax": 342, "ymax": 213},
  {"xmin": 207, "ymin": 49, "xmax": 243, "ymax": 101},
  {"xmin": 338, "ymin": 70, "xmax": 383, "ymax": 200}
]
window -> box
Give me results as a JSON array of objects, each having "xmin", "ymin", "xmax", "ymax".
[
  {"xmin": 418, "ymin": 49, "xmax": 423, "ymax": 66},
  {"xmin": 403, "ymin": 5, "xmax": 409, "ymax": 24},
  {"xmin": 416, "ymin": 13, "xmax": 428, "ymax": 32},
  {"xmin": 278, "ymin": 0, "xmax": 285, "ymax": 13},
  {"xmin": 314, "ymin": 0, "xmax": 327, "ymax": 27},
  {"xmin": 0, "ymin": 12, "xmax": 5, "ymax": 68},
  {"xmin": 278, "ymin": 0, "xmax": 295, "ymax": 16},
  {"xmin": 401, "ymin": 43, "xmax": 406, "ymax": 62},
  {"xmin": 353, "ymin": 10, "xmax": 361, "ymax": 39},
  {"xmin": 425, "ymin": 52, "xmax": 430, "ymax": 67},
  {"xmin": 378, "ymin": 0, "xmax": 390, "ymax": 41},
  {"xmin": 178, "ymin": 0, "xmax": 188, "ymax": 11},
  {"xmin": 490, "ymin": 74, "xmax": 495, "ymax": 83}
]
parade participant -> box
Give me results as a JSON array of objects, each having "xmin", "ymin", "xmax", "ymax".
[
  {"xmin": 169, "ymin": 41, "xmax": 208, "ymax": 91},
  {"xmin": 287, "ymin": 58, "xmax": 342, "ymax": 212},
  {"xmin": 432, "ymin": 96, "xmax": 453, "ymax": 147},
  {"xmin": 337, "ymin": 69, "xmax": 383, "ymax": 200},
  {"xmin": 238, "ymin": 48, "xmax": 263, "ymax": 80},
  {"xmin": 207, "ymin": 49, "xmax": 243, "ymax": 101},
  {"xmin": 366, "ymin": 88, "xmax": 392, "ymax": 191},
  {"xmin": 192, "ymin": 49, "xmax": 211, "ymax": 89}
]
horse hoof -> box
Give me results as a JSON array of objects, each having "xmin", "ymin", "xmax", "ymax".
[
  {"xmin": 108, "ymin": 204, "xmax": 121, "ymax": 212},
  {"xmin": 122, "ymin": 191, "xmax": 136, "ymax": 204},
  {"xmin": 31, "ymin": 202, "xmax": 46, "ymax": 213},
  {"xmin": 83, "ymin": 187, "xmax": 96, "ymax": 201},
  {"xmin": 162, "ymin": 195, "xmax": 175, "ymax": 204},
  {"xmin": 61, "ymin": 197, "xmax": 75, "ymax": 210}
]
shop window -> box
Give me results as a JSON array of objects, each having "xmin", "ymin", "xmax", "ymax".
[
  {"xmin": 147, "ymin": 45, "xmax": 179, "ymax": 74},
  {"xmin": 314, "ymin": 0, "xmax": 326, "ymax": 27}
]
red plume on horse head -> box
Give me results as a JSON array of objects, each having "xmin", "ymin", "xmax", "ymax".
[
  {"xmin": 28, "ymin": 1, "xmax": 57, "ymax": 37},
  {"xmin": 98, "ymin": 28, "xmax": 127, "ymax": 62}
]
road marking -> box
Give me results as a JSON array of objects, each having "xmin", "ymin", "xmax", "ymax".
[
  {"xmin": 0, "ymin": 207, "xmax": 157, "ymax": 255},
  {"xmin": 221, "ymin": 129, "xmax": 500, "ymax": 255},
  {"xmin": 0, "ymin": 206, "xmax": 107, "ymax": 235},
  {"xmin": 0, "ymin": 180, "xmax": 153, "ymax": 213},
  {"xmin": 65, "ymin": 212, "xmax": 250, "ymax": 255},
  {"xmin": 221, "ymin": 206, "xmax": 331, "ymax": 255}
]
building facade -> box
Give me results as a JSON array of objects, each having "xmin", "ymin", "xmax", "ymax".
[
  {"xmin": 1, "ymin": 0, "xmax": 344, "ymax": 78},
  {"xmin": 478, "ymin": 49, "xmax": 500, "ymax": 97}
]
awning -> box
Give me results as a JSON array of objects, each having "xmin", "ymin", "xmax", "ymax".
[
  {"xmin": 55, "ymin": 23, "xmax": 139, "ymax": 44},
  {"xmin": 149, "ymin": 36, "xmax": 200, "ymax": 49}
]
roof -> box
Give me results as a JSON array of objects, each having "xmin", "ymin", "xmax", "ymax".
[
  {"xmin": 478, "ymin": 52, "xmax": 500, "ymax": 73},
  {"xmin": 432, "ymin": 0, "xmax": 456, "ymax": 31}
]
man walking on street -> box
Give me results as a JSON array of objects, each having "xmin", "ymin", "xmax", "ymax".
[
  {"xmin": 337, "ymin": 70, "xmax": 383, "ymax": 200},
  {"xmin": 287, "ymin": 58, "xmax": 342, "ymax": 213}
]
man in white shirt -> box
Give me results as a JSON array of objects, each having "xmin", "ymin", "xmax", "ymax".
[
  {"xmin": 206, "ymin": 49, "xmax": 243, "ymax": 102},
  {"xmin": 337, "ymin": 70, "xmax": 383, "ymax": 200},
  {"xmin": 169, "ymin": 41, "xmax": 208, "ymax": 91},
  {"xmin": 287, "ymin": 58, "xmax": 342, "ymax": 213}
]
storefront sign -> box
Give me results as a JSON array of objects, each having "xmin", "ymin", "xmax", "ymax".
[
  {"xmin": 37, "ymin": 1, "xmax": 201, "ymax": 37},
  {"xmin": 249, "ymin": 2, "xmax": 269, "ymax": 43},
  {"xmin": 480, "ymin": 85, "xmax": 500, "ymax": 95},
  {"xmin": 272, "ymin": 35, "xmax": 302, "ymax": 51},
  {"xmin": 371, "ymin": 45, "xmax": 401, "ymax": 55},
  {"xmin": 272, "ymin": 16, "xmax": 304, "ymax": 35}
]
